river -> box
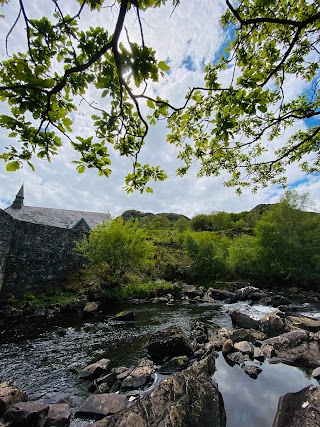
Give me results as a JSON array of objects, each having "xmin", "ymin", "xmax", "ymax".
[{"xmin": 0, "ymin": 300, "xmax": 319, "ymax": 427}]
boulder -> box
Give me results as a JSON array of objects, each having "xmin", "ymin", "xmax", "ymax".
[
  {"xmin": 228, "ymin": 328, "xmax": 267, "ymax": 343},
  {"xmin": 44, "ymin": 403, "xmax": 71, "ymax": 427},
  {"xmin": 260, "ymin": 344, "xmax": 276, "ymax": 359},
  {"xmin": 206, "ymin": 288, "xmax": 236, "ymax": 302},
  {"xmin": 273, "ymin": 385, "xmax": 320, "ymax": 427},
  {"xmin": 0, "ymin": 383, "xmax": 27, "ymax": 416},
  {"xmin": 120, "ymin": 359, "xmax": 154, "ymax": 391},
  {"xmin": 263, "ymin": 330, "xmax": 309, "ymax": 350},
  {"xmin": 79, "ymin": 358, "xmax": 111, "ymax": 381},
  {"xmin": 253, "ymin": 347, "xmax": 265, "ymax": 362},
  {"xmin": 159, "ymin": 356, "xmax": 189, "ymax": 374},
  {"xmin": 259, "ymin": 312, "xmax": 287, "ymax": 336},
  {"xmin": 312, "ymin": 367, "xmax": 320, "ymax": 380},
  {"xmin": 242, "ymin": 365, "xmax": 262, "ymax": 379},
  {"xmin": 234, "ymin": 286, "xmax": 260, "ymax": 301},
  {"xmin": 263, "ymin": 330, "xmax": 320, "ymax": 368},
  {"xmin": 91, "ymin": 372, "xmax": 117, "ymax": 394},
  {"xmin": 181, "ymin": 284, "xmax": 204, "ymax": 298},
  {"xmin": 92, "ymin": 354, "xmax": 226, "ymax": 427},
  {"xmin": 229, "ymin": 310, "xmax": 260, "ymax": 330},
  {"xmin": 286, "ymin": 315, "xmax": 320, "ymax": 333},
  {"xmin": 76, "ymin": 394, "xmax": 127, "ymax": 420},
  {"xmin": 83, "ymin": 301, "xmax": 99, "ymax": 315},
  {"xmin": 112, "ymin": 311, "xmax": 135, "ymax": 321},
  {"xmin": 222, "ymin": 339, "xmax": 233, "ymax": 355},
  {"xmin": 147, "ymin": 326, "xmax": 194, "ymax": 364},
  {"xmin": 4, "ymin": 401, "xmax": 48, "ymax": 426},
  {"xmin": 234, "ymin": 341, "xmax": 253, "ymax": 355},
  {"xmin": 189, "ymin": 320, "xmax": 209, "ymax": 346},
  {"xmin": 226, "ymin": 351, "xmax": 245, "ymax": 365}
]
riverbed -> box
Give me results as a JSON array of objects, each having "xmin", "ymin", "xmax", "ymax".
[{"xmin": 0, "ymin": 300, "xmax": 319, "ymax": 427}]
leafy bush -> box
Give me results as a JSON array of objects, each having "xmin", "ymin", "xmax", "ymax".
[{"xmin": 75, "ymin": 218, "xmax": 154, "ymax": 287}]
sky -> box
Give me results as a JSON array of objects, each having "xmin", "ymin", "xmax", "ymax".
[{"xmin": 0, "ymin": 0, "xmax": 319, "ymax": 218}]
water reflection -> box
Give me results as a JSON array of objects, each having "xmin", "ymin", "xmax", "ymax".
[{"xmin": 214, "ymin": 353, "xmax": 318, "ymax": 427}]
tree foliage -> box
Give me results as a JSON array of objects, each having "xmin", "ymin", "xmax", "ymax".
[
  {"xmin": 255, "ymin": 190, "xmax": 320, "ymax": 282},
  {"xmin": 0, "ymin": 0, "xmax": 319, "ymax": 192},
  {"xmin": 75, "ymin": 218, "xmax": 154, "ymax": 283}
]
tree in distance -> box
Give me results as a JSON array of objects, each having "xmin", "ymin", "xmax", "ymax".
[{"xmin": 0, "ymin": 0, "xmax": 319, "ymax": 192}]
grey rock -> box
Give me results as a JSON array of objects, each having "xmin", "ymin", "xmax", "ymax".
[
  {"xmin": 253, "ymin": 347, "xmax": 265, "ymax": 362},
  {"xmin": 44, "ymin": 403, "xmax": 71, "ymax": 427},
  {"xmin": 159, "ymin": 356, "xmax": 189, "ymax": 374},
  {"xmin": 259, "ymin": 312, "xmax": 286, "ymax": 336},
  {"xmin": 286, "ymin": 315, "xmax": 320, "ymax": 333},
  {"xmin": 91, "ymin": 354, "xmax": 226, "ymax": 427},
  {"xmin": 235, "ymin": 286, "xmax": 259, "ymax": 301},
  {"xmin": 229, "ymin": 328, "xmax": 267, "ymax": 343},
  {"xmin": 0, "ymin": 383, "xmax": 27, "ymax": 416},
  {"xmin": 120, "ymin": 359, "xmax": 154, "ymax": 391},
  {"xmin": 311, "ymin": 367, "xmax": 320, "ymax": 380},
  {"xmin": 83, "ymin": 301, "xmax": 99, "ymax": 314},
  {"xmin": 79, "ymin": 358, "xmax": 111, "ymax": 381},
  {"xmin": 226, "ymin": 351, "xmax": 245, "ymax": 365},
  {"xmin": 4, "ymin": 401, "xmax": 48, "ymax": 426},
  {"xmin": 222, "ymin": 339, "xmax": 233, "ymax": 355},
  {"xmin": 147, "ymin": 326, "xmax": 194, "ymax": 364},
  {"xmin": 76, "ymin": 394, "xmax": 127, "ymax": 420},
  {"xmin": 273, "ymin": 385, "xmax": 320, "ymax": 427},
  {"xmin": 206, "ymin": 288, "xmax": 237, "ymax": 302},
  {"xmin": 242, "ymin": 365, "xmax": 262, "ymax": 379},
  {"xmin": 233, "ymin": 341, "xmax": 253, "ymax": 355},
  {"xmin": 230, "ymin": 310, "xmax": 260, "ymax": 330}
]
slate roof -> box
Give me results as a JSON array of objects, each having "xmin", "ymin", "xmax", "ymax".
[{"xmin": 5, "ymin": 205, "xmax": 111, "ymax": 229}]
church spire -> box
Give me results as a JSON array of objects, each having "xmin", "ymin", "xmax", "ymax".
[{"xmin": 11, "ymin": 184, "xmax": 24, "ymax": 209}]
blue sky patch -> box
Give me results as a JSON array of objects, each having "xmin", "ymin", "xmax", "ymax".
[{"xmin": 182, "ymin": 55, "xmax": 196, "ymax": 71}]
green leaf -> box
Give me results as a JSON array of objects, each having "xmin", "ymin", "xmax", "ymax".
[
  {"xmin": 147, "ymin": 99, "xmax": 155, "ymax": 109},
  {"xmin": 158, "ymin": 61, "xmax": 170, "ymax": 72},
  {"xmin": 6, "ymin": 161, "xmax": 20, "ymax": 172}
]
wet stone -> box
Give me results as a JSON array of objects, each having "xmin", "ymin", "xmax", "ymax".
[
  {"xmin": 79, "ymin": 359, "xmax": 111, "ymax": 381},
  {"xmin": 0, "ymin": 383, "xmax": 27, "ymax": 416},
  {"xmin": 45, "ymin": 403, "xmax": 71, "ymax": 426},
  {"xmin": 242, "ymin": 365, "xmax": 263, "ymax": 379},
  {"xmin": 4, "ymin": 401, "xmax": 48, "ymax": 426},
  {"xmin": 76, "ymin": 394, "xmax": 127, "ymax": 420}
]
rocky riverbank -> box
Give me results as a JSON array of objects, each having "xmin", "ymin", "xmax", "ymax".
[{"xmin": 0, "ymin": 284, "xmax": 319, "ymax": 426}]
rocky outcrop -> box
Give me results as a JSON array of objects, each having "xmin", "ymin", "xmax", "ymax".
[
  {"xmin": 0, "ymin": 383, "xmax": 27, "ymax": 416},
  {"xmin": 147, "ymin": 326, "xmax": 194, "ymax": 364},
  {"xmin": 92, "ymin": 354, "xmax": 226, "ymax": 427},
  {"xmin": 273, "ymin": 385, "xmax": 320, "ymax": 427}
]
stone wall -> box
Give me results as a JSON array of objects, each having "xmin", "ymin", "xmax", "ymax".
[{"xmin": 0, "ymin": 209, "xmax": 86, "ymax": 296}]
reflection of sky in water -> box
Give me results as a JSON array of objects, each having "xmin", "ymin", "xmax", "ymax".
[{"xmin": 214, "ymin": 355, "xmax": 318, "ymax": 427}]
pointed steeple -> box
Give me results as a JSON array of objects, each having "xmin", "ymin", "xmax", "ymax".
[{"xmin": 11, "ymin": 184, "xmax": 24, "ymax": 209}]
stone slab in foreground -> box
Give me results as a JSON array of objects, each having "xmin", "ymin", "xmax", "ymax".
[{"xmin": 273, "ymin": 385, "xmax": 320, "ymax": 427}]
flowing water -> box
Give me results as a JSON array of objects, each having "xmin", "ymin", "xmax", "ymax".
[{"xmin": 0, "ymin": 300, "xmax": 319, "ymax": 427}]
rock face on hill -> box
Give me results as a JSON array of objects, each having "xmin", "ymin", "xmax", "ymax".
[{"xmin": 121, "ymin": 210, "xmax": 190, "ymax": 223}]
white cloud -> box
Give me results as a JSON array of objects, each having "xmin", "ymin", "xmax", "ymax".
[{"xmin": 0, "ymin": 1, "xmax": 318, "ymax": 218}]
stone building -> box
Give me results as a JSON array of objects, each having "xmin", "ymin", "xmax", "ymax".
[{"xmin": 0, "ymin": 185, "xmax": 112, "ymax": 295}]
